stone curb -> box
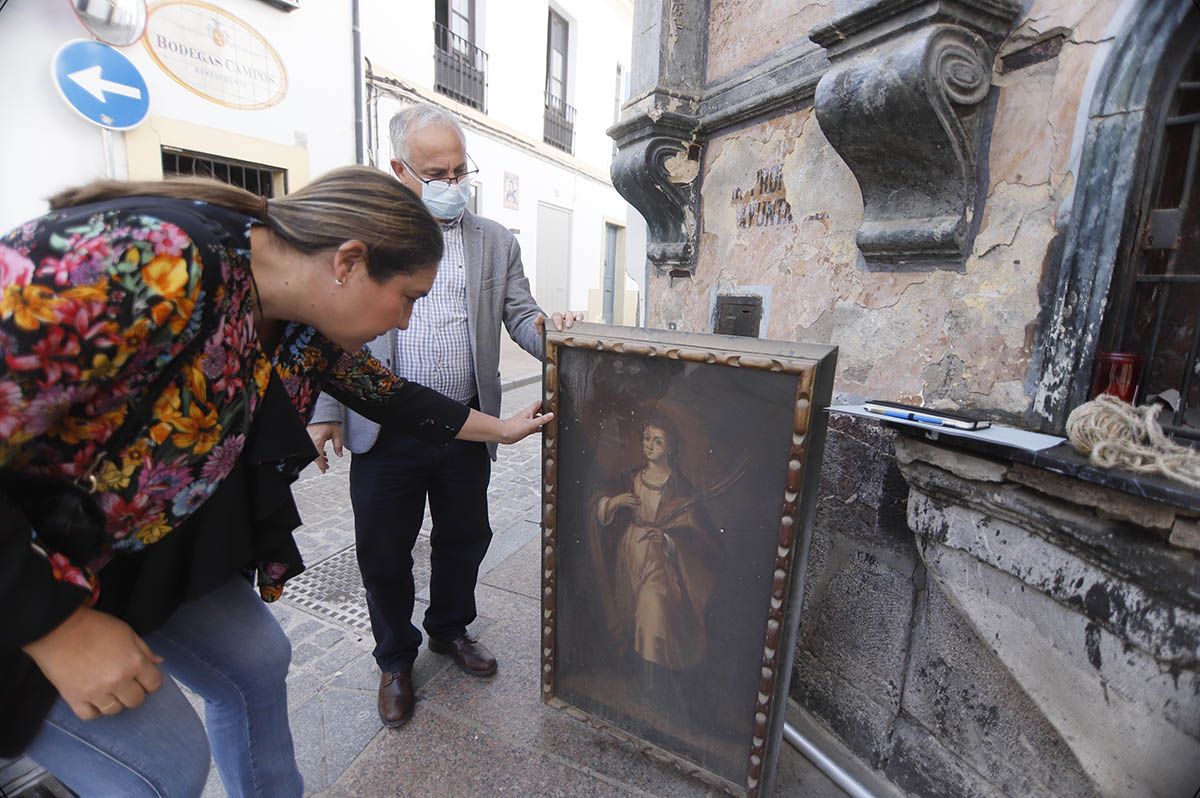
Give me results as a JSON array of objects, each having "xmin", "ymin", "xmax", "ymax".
[{"xmin": 500, "ymin": 372, "xmax": 541, "ymax": 393}]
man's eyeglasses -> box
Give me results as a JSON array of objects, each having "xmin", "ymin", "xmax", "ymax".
[{"xmin": 399, "ymin": 154, "xmax": 480, "ymax": 187}]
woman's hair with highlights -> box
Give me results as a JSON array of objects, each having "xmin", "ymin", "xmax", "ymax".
[{"xmin": 48, "ymin": 165, "xmax": 443, "ymax": 281}]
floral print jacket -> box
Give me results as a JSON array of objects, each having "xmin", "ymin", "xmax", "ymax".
[{"xmin": 0, "ymin": 197, "xmax": 469, "ymax": 649}]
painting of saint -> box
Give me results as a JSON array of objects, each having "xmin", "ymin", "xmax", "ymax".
[
  {"xmin": 590, "ymin": 414, "xmax": 753, "ymax": 682},
  {"xmin": 592, "ymin": 416, "xmax": 718, "ymax": 672},
  {"xmin": 544, "ymin": 324, "xmax": 836, "ymax": 796}
]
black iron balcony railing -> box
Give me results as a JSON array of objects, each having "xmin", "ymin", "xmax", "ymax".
[
  {"xmin": 433, "ymin": 22, "xmax": 487, "ymax": 112},
  {"xmin": 543, "ymin": 90, "xmax": 575, "ymax": 154}
]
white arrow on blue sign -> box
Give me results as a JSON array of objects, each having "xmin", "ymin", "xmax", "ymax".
[{"xmin": 52, "ymin": 39, "xmax": 150, "ymax": 130}]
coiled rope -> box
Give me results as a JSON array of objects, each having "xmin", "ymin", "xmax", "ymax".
[{"xmin": 1066, "ymin": 394, "xmax": 1200, "ymax": 489}]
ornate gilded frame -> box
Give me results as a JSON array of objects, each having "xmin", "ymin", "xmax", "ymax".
[{"xmin": 540, "ymin": 323, "xmax": 836, "ymax": 797}]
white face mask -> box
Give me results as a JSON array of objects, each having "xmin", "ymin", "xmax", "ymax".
[{"xmin": 421, "ymin": 180, "xmax": 471, "ymax": 220}]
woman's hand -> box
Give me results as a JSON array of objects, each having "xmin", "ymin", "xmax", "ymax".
[
  {"xmin": 642, "ymin": 528, "xmax": 676, "ymax": 557},
  {"xmin": 498, "ymin": 401, "xmax": 554, "ymax": 444},
  {"xmin": 22, "ymin": 605, "xmax": 164, "ymax": 720},
  {"xmin": 457, "ymin": 402, "xmax": 553, "ymax": 444}
]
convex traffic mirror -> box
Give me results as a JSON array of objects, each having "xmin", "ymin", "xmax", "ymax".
[{"xmin": 69, "ymin": 0, "xmax": 147, "ymax": 47}]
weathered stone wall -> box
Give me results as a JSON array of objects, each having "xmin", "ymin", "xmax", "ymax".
[
  {"xmin": 898, "ymin": 437, "xmax": 1200, "ymax": 797},
  {"xmin": 706, "ymin": 0, "xmax": 829, "ymax": 84},
  {"xmin": 655, "ymin": 99, "xmax": 1046, "ymax": 414},
  {"xmin": 651, "ymin": 0, "xmax": 1122, "ymax": 420},
  {"xmin": 615, "ymin": 1, "xmax": 1198, "ymax": 796},
  {"xmin": 790, "ymin": 416, "xmax": 1101, "ymax": 797}
]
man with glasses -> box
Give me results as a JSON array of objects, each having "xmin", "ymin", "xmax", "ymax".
[{"xmin": 308, "ymin": 104, "xmax": 580, "ymax": 728}]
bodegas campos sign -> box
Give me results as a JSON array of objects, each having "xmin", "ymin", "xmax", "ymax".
[{"xmin": 143, "ymin": 1, "xmax": 286, "ymax": 109}]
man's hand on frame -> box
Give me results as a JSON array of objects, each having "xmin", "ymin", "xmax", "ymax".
[{"xmin": 534, "ymin": 311, "xmax": 585, "ymax": 335}]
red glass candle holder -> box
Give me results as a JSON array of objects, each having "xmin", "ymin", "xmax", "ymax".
[{"xmin": 1088, "ymin": 351, "xmax": 1144, "ymax": 404}]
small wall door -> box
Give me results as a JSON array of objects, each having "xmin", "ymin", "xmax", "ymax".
[
  {"xmin": 602, "ymin": 222, "xmax": 620, "ymax": 323},
  {"xmin": 537, "ymin": 202, "xmax": 572, "ymax": 311}
]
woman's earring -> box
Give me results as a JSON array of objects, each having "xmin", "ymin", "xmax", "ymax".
[{"xmin": 335, "ymin": 277, "xmax": 346, "ymax": 286}]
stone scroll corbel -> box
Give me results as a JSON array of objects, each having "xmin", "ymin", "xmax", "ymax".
[
  {"xmin": 609, "ymin": 110, "xmax": 701, "ymax": 276},
  {"xmin": 810, "ymin": 0, "xmax": 1020, "ymax": 269}
]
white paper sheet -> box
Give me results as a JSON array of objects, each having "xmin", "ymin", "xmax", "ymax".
[{"xmin": 826, "ymin": 405, "xmax": 1067, "ymax": 452}]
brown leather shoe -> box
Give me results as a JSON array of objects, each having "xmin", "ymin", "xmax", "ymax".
[
  {"xmin": 377, "ymin": 670, "xmax": 414, "ymax": 728},
  {"xmin": 428, "ymin": 635, "xmax": 498, "ymax": 677}
]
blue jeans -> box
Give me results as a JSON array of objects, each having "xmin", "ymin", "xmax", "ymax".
[{"xmin": 25, "ymin": 577, "xmax": 303, "ymax": 798}]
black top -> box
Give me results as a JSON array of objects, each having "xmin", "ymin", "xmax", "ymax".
[{"xmin": 95, "ymin": 372, "xmax": 312, "ymax": 632}]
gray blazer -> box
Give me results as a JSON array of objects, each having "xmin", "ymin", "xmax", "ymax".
[{"xmin": 310, "ymin": 210, "xmax": 545, "ymax": 459}]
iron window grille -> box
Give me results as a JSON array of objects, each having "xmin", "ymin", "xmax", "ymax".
[
  {"xmin": 544, "ymin": 89, "xmax": 576, "ymax": 154},
  {"xmin": 161, "ymin": 148, "xmax": 284, "ymax": 198},
  {"xmin": 433, "ymin": 21, "xmax": 488, "ymax": 112},
  {"xmin": 544, "ymin": 9, "xmax": 573, "ymax": 154},
  {"xmin": 1100, "ymin": 41, "xmax": 1200, "ymax": 440}
]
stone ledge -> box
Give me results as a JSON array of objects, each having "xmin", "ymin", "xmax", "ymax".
[
  {"xmin": 908, "ymin": 486, "xmax": 1200, "ymax": 666},
  {"xmin": 1007, "ymin": 461, "xmax": 1182, "ymax": 532},
  {"xmin": 900, "ymin": 457, "xmax": 1200, "ymax": 617},
  {"xmin": 810, "ymin": 0, "xmax": 1021, "ymax": 56},
  {"xmin": 894, "ymin": 436, "xmax": 1008, "ymax": 483},
  {"xmin": 1172, "ymin": 517, "xmax": 1200, "ymax": 554},
  {"xmin": 895, "ymin": 433, "xmax": 1200, "ymax": 552}
]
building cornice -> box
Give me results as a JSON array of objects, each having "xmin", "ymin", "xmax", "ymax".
[{"xmin": 697, "ymin": 42, "xmax": 827, "ymax": 135}]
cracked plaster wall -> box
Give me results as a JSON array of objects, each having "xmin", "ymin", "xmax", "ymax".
[
  {"xmin": 653, "ymin": 0, "xmax": 1123, "ymax": 421},
  {"xmin": 706, "ymin": 0, "xmax": 829, "ymax": 83}
]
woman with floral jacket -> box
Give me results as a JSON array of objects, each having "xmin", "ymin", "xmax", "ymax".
[{"xmin": 0, "ymin": 167, "xmax": 550, "ymax": 797}]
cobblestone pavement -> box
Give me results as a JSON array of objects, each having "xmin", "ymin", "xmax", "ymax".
[{"xmin": 192, "ymin": 380, "xmax": 847, "ymax": 798}]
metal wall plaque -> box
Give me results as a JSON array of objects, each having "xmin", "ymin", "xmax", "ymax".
[{"xmin": 143, "ymin": 0, "xmax": 287, "ymax": 110}]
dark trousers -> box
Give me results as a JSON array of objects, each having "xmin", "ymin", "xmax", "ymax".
[{"xmin": 350, "ymin": 422, "xmax": 492, "ymax": 672}]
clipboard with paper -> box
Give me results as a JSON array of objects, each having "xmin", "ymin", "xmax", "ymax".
[{"xmin": 826, "ymin": 405, "xmax": 1066, "ymax": 452}]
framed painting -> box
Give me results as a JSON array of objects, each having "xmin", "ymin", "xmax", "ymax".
[{"xmin": 540, "ymin": 323, "xmax": 837, "ymax": 797}]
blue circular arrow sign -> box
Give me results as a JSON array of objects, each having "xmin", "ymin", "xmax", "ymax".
[{"xmin": 52, "ymin": 40, "xmax": 150, "ymax": 130}]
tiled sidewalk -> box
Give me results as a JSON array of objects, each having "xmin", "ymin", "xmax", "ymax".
[{"xmin": 193, "ymin": 381, "xmax": 847, "ymax": 798}]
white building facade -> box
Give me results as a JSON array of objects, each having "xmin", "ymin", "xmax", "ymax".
[
  {"xmin": 0, "ymin": 0, "xmax": 644, "ymax": 324},
  {"xmin": 361, "ymin": 0, "xmax": 645, "ymax": 322}
]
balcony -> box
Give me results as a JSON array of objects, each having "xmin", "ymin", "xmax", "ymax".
[
  {"xmin": 543, "ymin": 90, "xmax": 576, "ymax": 154},
  {"xmin": 433, "ymin": 22, "xmax": 487, "ymax": 112}
]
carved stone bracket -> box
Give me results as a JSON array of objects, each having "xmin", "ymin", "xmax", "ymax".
[
  {"xmin": 609, "ymin": 109, "xmax": 701, "ymax": 276},
  {"xmin": 810, "ymin": 0, "xmax": 1020, "ymax": 269}
]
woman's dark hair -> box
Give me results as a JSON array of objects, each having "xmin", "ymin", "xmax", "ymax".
[{"xmin": 47, "ymin": 166, "xmax": 443, "ymax": 280}]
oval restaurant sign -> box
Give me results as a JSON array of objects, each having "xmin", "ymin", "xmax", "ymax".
[{"xmin": 143, "ymin": 0, "xmax": 286, "ymax": 110}]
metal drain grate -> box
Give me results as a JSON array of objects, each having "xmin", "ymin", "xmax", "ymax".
[{"xmin": 283, "ymin": 541, "xmax": 433, "ymax": 634}]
